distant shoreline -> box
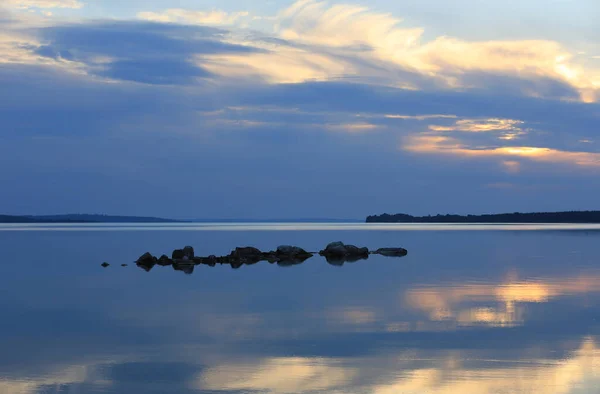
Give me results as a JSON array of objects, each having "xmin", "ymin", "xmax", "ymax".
[
  {"xmin": 0, "ymin": 214, "xmax": 182, "ymax": 224},
  {"xmin": 0, "ymin": 214, "xmax": 361, "ymax": 224},
  {"xmin": 366, "ymin": 211, "xmax": 600, "ymax": 223}
]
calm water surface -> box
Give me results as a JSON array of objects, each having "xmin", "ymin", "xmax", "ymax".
[{"xmin": 1, "ymin": 223, "xmax": 600, "ymax": 393}]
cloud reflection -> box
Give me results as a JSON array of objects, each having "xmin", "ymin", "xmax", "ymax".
[
  {"xmin": 406, "ymin": 273, "xmax": 600, "ymax": 327},
  {"xmin": 199, "ymin": 357, "xmax": 356, "ymax": 394}
]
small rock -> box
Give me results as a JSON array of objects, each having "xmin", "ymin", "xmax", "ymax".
[
  {"xmin": 373, "ymin": 247, "xmax": 408, "ymax": 257},
  {"xmin": 121, "ymin": 264, "xmax": 128, "ymax": 267},
  {"xmin": 101, "ymin": 262, "xmax": 110, "ymax": 268},
  {"xmin": 158, "ymin": 254, "xmax": 173, "ymax": 266}
]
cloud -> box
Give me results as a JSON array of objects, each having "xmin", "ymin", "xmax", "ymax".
[
  {"xmin": 199, "ymin": 357, "xmax": 356, "ymax": 394},
  {"xmin": 370, "ymin": 338, "xmax": 600, "ymax": 394},
  {"xmin": 138, "ymin": 9, "xmax": 250, "ymax": 26},
  {"xmin": 3, "ymin": 0, "xmax": 83, "ymax": 9},
  {"xmin": 1, "ymin": 2, "xmax": 600, "ymax": 216},
  {"xmin": 404, "ymin": 134, "xmax": 600, "ymax": 168},
  {"xmin": 428, "ymin": 118, "xmax": 524, "ymax": 133},
  {"xmin": 0, "ymin": 363, "xmax": 109, "ymax": 394},
  {"xmin": 31, "ymin": 21, "xmax": 258, "ymax": 84},
  {"xmin": 196, "ymin": 0, "xmax": 599, "ymax": 102}
]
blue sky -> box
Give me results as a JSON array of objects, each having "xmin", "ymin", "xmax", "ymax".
[{"xmin": 0, "ymin": 0, "xmax": 599, "ymax": 219}]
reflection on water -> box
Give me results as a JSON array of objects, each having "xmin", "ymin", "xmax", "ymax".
[
  {"xmin": 2, "ymin": 226, "xmax": 600, "ymax": 393},
  {"xmin": 406, "ymin": 273, "xmax": 600, "ymax": 328}
]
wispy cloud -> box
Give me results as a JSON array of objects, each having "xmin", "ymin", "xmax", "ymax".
[
  {"xmin": 193, "ymin": 0, "xmax": 600, "ymax": 102},
  {"xmin": 404, "ymin": 135, "xmax": 600, "ymax": 168},
  {"xmin": 3, "ymin": 0, "xmax": 83, "ymax": 9},
  {"xmin": 138, "ymin": 9, "xmax": 250, "ymax": 26}
]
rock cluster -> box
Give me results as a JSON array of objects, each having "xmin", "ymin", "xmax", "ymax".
[
  {"xmin": 319, "ymin": 241, "xmax": 369, "ymax": 264},
  {"xmin": 131, "ymin": 243, "xmax": 407, "ymax": 273}
]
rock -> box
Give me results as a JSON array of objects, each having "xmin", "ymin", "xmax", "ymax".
[
  {"xmin": 205, "ymin": 255, "xmax": 218, "ymax": 267},
  {"xmin": 319, "ymin": 242, "xmax": 369, "ymax": 259},
  {"xmin": 136, "ymin": 252, "xmax": 156, "ymax": 265},
  {"xmin": 183, "ymin": 246, "xmax": 195, "ymax": 260},
  {"xmin": 229, "ymin": 246, "xmax": 264, "ymax": 265},
  {"xmin": 373, "ymin": 248, "xmax": 408, "ymax": 257},
  {"xmin": 261, "ymin": 252, "xmax": 279, "ymax": 263},
  {"xmin": 319, "ymin": 242, "xmax": 348, "ymax": 258},
  {"xmin": 194, "ymin": 255, "xmax": 218, "ymax": 266},
  {"xmin": 344, "ymin": 245, "xmax": 369, "ymax": 256},
  {"xmin": 232, "ymin": 246, "xmax": 262, "ymax": 258},
  {"xmin": 136, "ymin": 252, "xmax": 157, "ymax": 272},
  {"xmin": 172, "ymin": 249, "xmax": 184, "ymax": 260},
  {"xmin": 276, "ymin": 245, "xmax": 312, "ymax": 257},
  {"xmin": 172, "ymin": 246, "xmax": 195, "ymax": 261},
  {"xmin": 101, "ymin": 262, "xmax": 110, "ymax": 268},
  {"xmin": 158, "ymin": 254, "xmax": 174, "ymax": 266}
]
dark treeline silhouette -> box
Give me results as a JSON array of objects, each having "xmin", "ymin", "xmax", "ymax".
[
  {"xmin": 0, "ymin": 215, "xmax": 89, "ymax": 223},
  {"xmin": 0, "ymin": 214, "xmax": 181, "ymax": 223},
  {"xmin": 366, "ymin": 211, "xmax": 600, "ymax": 223}
]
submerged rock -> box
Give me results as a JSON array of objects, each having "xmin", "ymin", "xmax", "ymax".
[{"xmin": 373, "ymin": 248, "xmax": 408, "ymax": 257}]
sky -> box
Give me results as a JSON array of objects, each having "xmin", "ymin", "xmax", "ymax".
[{"xmin": 0, "ymin": 0, "xmax": 599, "ymax": 219}]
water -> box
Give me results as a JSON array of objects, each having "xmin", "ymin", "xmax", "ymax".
[{"xmin": 1, "ymin": 223, "xmax": 600, "ymax": 394}]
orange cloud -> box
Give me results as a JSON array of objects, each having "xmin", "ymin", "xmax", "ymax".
[
  {"xmin": 197, "ymin": 0, "xmax": 600, "ymax": 102},
  {"xmin": 404, "ymin": 134, "xmax": 600, "ymax": 167}
]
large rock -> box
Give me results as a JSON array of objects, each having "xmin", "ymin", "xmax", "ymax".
[
  {"xmin": 172, "ymin": 249, "xmax": 184, "ymax": 260},
  {"xmin": 136, "ymin": 252, "xmax": 157, "ymax": 272},
  {"xmin": 373, "ymin": 247, "xmax": 408, "ymax": 257},
  {"xmin": 183, "ymin": 246, "xmax": 195, "ymax": 260},
  {"xmin": 319, "ymin": 242, "xmax": 369, "ymax": 264},
  {"xmin": 319, "ymin": 242, "xmax": 368, "ymax": 258},
  {"xmin": 276, "ymin": 245, "xmax": 311, "ymax": 256},
  {"xmin": 230, "ymin": 246, "xmax": 263, "ymax": 265},
  {"xmin": 172, "ymin": 246, "xmax": 195, "ymax": 260}
]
